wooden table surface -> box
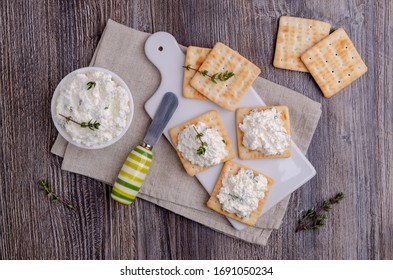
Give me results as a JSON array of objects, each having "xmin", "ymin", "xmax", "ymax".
[{"xmin": 0, "ymin": 0, "xmax": 392, "ymax": 260}]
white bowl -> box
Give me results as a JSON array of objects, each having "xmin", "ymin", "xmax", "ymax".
[{"xmin": 51, "ymin": 67, "xmax": 134, "ymax": 149}]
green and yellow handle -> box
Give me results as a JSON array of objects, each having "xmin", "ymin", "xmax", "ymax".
[
  {"xmin": 111, "ymin": 145, "xmax": 153, "ymax": 205},
  {"xmin": 111, "ymin": 91, "xmax": 178, "ymax": 205}
]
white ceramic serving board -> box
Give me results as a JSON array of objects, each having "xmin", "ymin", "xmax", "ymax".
[{"xmin": 144, "ymin": 32, "xmax": 316, "ymax": 230}]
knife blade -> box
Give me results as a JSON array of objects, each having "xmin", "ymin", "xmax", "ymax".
[{"xmin": 143, "ymin": 92, "xmax": 179, "ymax": 149}]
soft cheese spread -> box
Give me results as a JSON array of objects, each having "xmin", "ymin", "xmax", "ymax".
[
  {"xmin": 56, "ymin": 71, "xmax": 131, "ymax": 147},
  {"xmin": 177, "ymin": 122, "xmax": 228, "ymax": 166},
  {"xmin": 217, "ymin": 168, "xmax": 268, "ymax": 218},
  {"xmin": 239, "ymin": 108, "xmax": 290, "ymax": 155}
]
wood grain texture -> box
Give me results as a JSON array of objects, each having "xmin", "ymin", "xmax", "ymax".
[{"xmin": 0, "ymin": 0, "xmax": 392, "ymax": 260}]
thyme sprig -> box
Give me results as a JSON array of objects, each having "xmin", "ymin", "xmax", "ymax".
[
  {"xmin": 193, "ymin": 125, "xmax": 208, "ymax": 156},
  {"xmin": 59, "ymin": 113, "xmax": 100, "ymax": 131},
  {"xmin": 86, "ymin": 81, "xmax": 96, "ymax": 90},
  {"xmin": 38, "ymin": 180, "xmax": 74, "ymax": 209},
  {"xmin": 296, "ymin": 192, "xmax": 345, "ymax": 232},
  {"xmin": 183, "ymin": 65, "xmax": 235, "ymax": 84},
  {"xmin": 229, "ymin": 193, "xmax": 240, "ymax": 200}
]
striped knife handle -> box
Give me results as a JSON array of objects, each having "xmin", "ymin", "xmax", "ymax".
[{"xmin": 111, "ymin": 145, "xmax": 153, "ymax": 205}]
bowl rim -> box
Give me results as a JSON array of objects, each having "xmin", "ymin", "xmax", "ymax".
[{"xmin": 51, "ymin": 66, "xmax": 134, "ymax": 150}]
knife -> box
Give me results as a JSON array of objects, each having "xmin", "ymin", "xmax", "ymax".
[{"xmin": 111, "ymin": 92, "xmax": 179, "ymax": 205}]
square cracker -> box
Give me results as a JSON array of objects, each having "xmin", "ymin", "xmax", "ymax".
[
  {"xmin": 301, "ymin": 28, "xmax": 368, "ymax": 98},
  {"xmin": 207, "ymin": 161, "xmax": 274, "ymax": 226},
  {"xmin": 236, "ymin": 106, "xmax": 291, "ymax": 160},
  {"xmin": 183, "ymin": 46, "xmax": 211, "ymax": 100},
  {"xmin": 190, "ymin": 42, "xmax": 261, "ymax": 112},
  {"xmin": 273, "ymin": 16, "xmax": 331, "ymax": 72},
  {"xmin": 169, "ymin": 110, "xmax": 235, "ymax": 176}
]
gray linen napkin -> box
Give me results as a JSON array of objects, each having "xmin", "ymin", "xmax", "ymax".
[{"xmin": 51, "ymin": 19, "xmax": 321, "ymax": 245}]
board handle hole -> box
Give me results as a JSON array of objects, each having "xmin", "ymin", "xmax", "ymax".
[{"xmin": 158, "ymin": 46, "xmax": 163, "ymax": 52}]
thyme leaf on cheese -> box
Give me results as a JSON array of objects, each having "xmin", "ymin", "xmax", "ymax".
[
  {"xmin": 183, "ymin": 65, "xmax": 235, "ymax": 84},
  {"xmin": 59, "ymin": 113, "xmax": 100, "ymax": 131},
  {"xmin": 229, "ymin": 193, "xmax": 240, "ymax": 200},
  {"xmin": 86, "ymin": 81, "xmax": 96, "ymax": 90},
  {"xmin": 193, "ymin": 125, "xmax": 208, "ymax": 156},
  {"xmin": 296, "ymin": 192, "xmax": 345, "ymax": 232}
]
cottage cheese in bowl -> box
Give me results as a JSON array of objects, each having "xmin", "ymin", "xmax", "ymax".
[{"xmin": 51, "ymin": 67, "xmax": 134, "ymax": 149}]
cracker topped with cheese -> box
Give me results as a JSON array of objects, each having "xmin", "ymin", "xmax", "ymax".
[
  {"xmin": 236, "ymin": 106, "xmax": 291, "ymax": 159},
  {"xmin": 169, "ymin": 110, "xmax": 235, "ymax": 176},
  {"xmin": 207, "ymin": 161, "xmax": 274, "ymax": 226},
  {"xmin": 189, "ymin": 42, "xmax": 261, "ymax": 112}
]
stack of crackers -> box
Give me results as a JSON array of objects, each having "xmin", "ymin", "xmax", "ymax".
[
  {"xmin": 273, "ymin": 16, "xmax": 367, "ymax": 98},
  {"xmin": 182, "ymin": 43, "xmax": 261, "ymax": 111}
]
